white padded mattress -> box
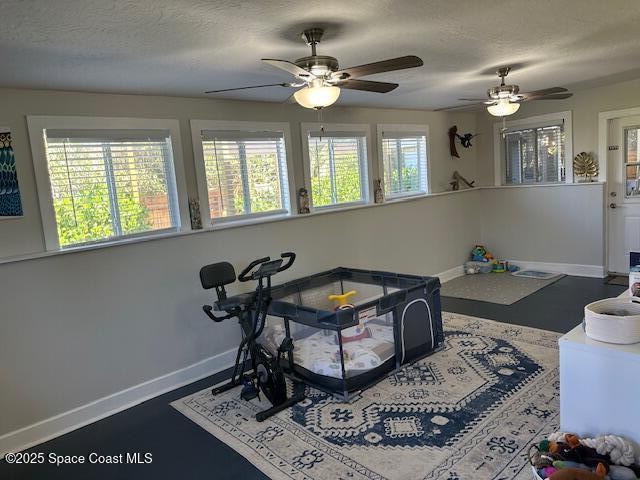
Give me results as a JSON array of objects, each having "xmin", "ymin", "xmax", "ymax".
[{"xmin": 264, "ymin": 321, "xmax": 395, "ymax": 379}]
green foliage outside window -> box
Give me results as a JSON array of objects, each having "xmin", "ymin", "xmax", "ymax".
[
  {"xmin": 204, "ymin": 142, "xmax": 284, "ymax": 218},
  {"xmin": 309, "ymin": 138, "xmax": 363, "ymax": 207},
  {"xmin": 387, "ymin": 166, "xmax": 419, "ymax": 195},
  {"xmin": 53, "ymin": 182, "xmax": 151, "ymax": 247}
]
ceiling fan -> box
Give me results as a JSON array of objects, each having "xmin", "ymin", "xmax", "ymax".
[
  {"xmin": 441, "ymin": 66, "xmax": 573, "ymax": 116},
  {"xmin": 205, "ymin": 28, "xmax": 424, "ymax": 109}
]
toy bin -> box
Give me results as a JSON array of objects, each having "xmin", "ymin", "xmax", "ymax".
[{"xmin": 262, "ymin": 267, "xmax": 443, "ymax": 400}]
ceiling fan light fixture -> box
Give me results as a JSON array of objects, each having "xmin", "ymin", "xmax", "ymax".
[
  {"xmin": 294, "ymin": 84, "xmax": 341, "ymax": 109},
  {"xmin": 487, "ymin": 98, "xmax": 520, "ymax": 117}
]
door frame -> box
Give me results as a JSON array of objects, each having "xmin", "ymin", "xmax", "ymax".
[{"xmin": 599, "ymin": 106, "xmax": 640, "ymax": 274}]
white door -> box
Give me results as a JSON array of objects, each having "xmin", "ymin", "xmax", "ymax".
[{"xmin": 608, "ymin": 116, "xmax": 640, "ymax": 274}]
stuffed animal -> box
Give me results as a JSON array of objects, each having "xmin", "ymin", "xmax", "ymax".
[
  {"xmin": 539, "ymin": 436, "xmax": 610, "ymax": 473},
  {"xmin": 548, "ymin": 464, "xmax": 607, "ymax": 480},
  {"xmin": 580, "ymin": 434, "xmax": 637, "ymax": 467},
  {"xmin": 542, "ymin": 433, "xmax": 640, "ymax": 480},
  {"xmin": 471, "ymin": 245, "xmax": 494, "ymax": 263},
  {"xmin": 549, "ymin": 440, "xmax": 610, "ymax": 470}
]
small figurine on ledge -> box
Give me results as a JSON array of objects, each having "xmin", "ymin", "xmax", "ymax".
[
  {"xmin": 450, "ymin": 170, "xmax": 475, "ymax": 190},
  {"xmin": 189, "ymin": 197, "xmax": 202, "ymax": 230},
  {"xmin": 298, "ymin": 187, "xmax": 310, "ymax": 214},
  {"xmin": 373, "ymin": 178, "xmax": 384, "ymax": 204}
]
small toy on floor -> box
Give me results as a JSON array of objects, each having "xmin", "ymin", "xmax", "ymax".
[
  {"xmin": 491, "ymin": 260, "xmax": 520, "ymax": 273},
  {"xmin": 530, "ymin": 432, "xmax": 640, "ymax": 480},
  {"xmin": 547, "ymin": 466, "xmax": 607, "ymax": 480},
  {"xmin": 464, "ymin": 261, "xmax": 493, "ymax": 274},
  {"xmin": 471, "ymin": 245, "xmax": 494, "ymax": 263},
  {"xmin": 492, "ymin": 260, "xmax": 507, "ymax": 273}
]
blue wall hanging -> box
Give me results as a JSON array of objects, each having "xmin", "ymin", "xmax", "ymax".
[{"xmin": 0, "ymin": 129, "xmax": 23, "ymax": 217}]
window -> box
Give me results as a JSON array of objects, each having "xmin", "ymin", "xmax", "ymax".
[
  {"xmin": 495, "ymin": 111, "xmax": 572, "ymax": 185},
  {"xmin": 504, "ymin": 125, "xmax": 565, "ymax": 184},
  {"xmin": 378, "ymin": 125, "xmax": 429, "ymax": 198},
  {"xmin": 624, "ymin": 126, "xmax": 640, "ymax": 197},
  {"xmin": 191, "ymin": 121, "xmax": 293, "ymax": 225},
  {"xmin": 301, "ymin": 123, "xmax": 370, "ymax": 210},
  {"xmin": 27, "ymin": 117, "xmax": 189, "ymax": 250}
]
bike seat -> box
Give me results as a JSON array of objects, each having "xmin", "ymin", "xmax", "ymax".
[{"xmin": 215, "ymin": 292, "xmax": 255, "ymax": 311}]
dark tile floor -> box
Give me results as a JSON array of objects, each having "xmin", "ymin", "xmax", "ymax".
[{"xmin": 0, "ymin": 276, "xmax": 625, "ymax": 480}]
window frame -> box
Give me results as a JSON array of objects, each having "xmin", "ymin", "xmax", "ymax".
[
  {"xmin": 376, "ymin": 123, "xmax": 430, "ymax": 200},
  {"xmin": 191, "ymin": 120, "xmax": 296, "ymax": 227},
  {"xmin": 27, "ymin": 115, "xmax": 190, "ymax": 251},
  {"xmin": 300, "ymin": 122, "xmax": 372, "ymax": 212},
  {"xmin": 493, "ymin": 111, "xmax": 573, "ymax": 186}
]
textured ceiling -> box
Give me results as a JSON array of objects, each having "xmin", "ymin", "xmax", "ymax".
[{"xmin": 3, "ymin": 0, "xmax": 640, "ymax": 109}]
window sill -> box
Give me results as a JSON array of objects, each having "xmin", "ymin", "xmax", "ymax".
[
  {"xmin": 384, "ymin": 192, "xmax": 429, "ymax": 203},
  {"xmin": 489, "ymin": 181, "xmax": 605, "ymax": 190},
  {"xmin": 209, "ymin": 212, "xmax": 292, "ymax": 230},
  {"xmin": 311, "ymin": 200, "xmax": 368, "ymax": 214}
]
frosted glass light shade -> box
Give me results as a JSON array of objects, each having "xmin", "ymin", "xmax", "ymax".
[
  {"xmin": 487, "ymin": 99, "xmax": 520, "ymax": 117},
  {"xmin": 294, "ymin": 86, "xmax": 341, "ymax": 109}
]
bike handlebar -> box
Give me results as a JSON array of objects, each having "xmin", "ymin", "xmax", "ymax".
[
  {"xmin": 277, "ymin": 252, "xmax": 296, "ymax": 272},
  {"xmin": 237, "ymin": 252, "xmax": 296, "ymax": 282},
  {"xmin": 238, "ymin": 256, "xmax": 271, "ymax": 282}
]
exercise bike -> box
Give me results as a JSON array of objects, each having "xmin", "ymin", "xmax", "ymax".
[{"xmin": 199, "ymin": 252, "xmax": 304, "ymax": 421}]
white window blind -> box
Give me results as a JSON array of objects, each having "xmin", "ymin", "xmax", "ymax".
[
  {"xmin": 381, "ymin": 133, "xmax": 428, "ymax": 197},
  {"xmin": 201, "ymin": 130, "xmax": 289, "ymax": 221},
  {"xmin": 44, "ymin": 130, "xmax": 179, "ymax": 248},
  {"xmin": 307, "ymin": 132, "xmax": 367, "ymax": 208},
  {"xmin": 504, "ymin": 124, "xmax": 565, "ymax": 184}
]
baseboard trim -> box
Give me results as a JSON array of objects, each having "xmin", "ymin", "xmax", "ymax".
[
  {"xmin": 436, "ymin": 265, "xmax": 465, "ymax": 283},
  {"xmin": 0, "ymin": 347, "xmax": 237, "ymax": 459},
  {"xmin": 507, "ymin": 260, "xmax": 605, "ymax": 278},
  {"xmin": 435, "ymin": 261, "xmax": 605, "ymax": 280}
]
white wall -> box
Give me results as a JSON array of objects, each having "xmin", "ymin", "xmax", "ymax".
[
  {"xmin": 0, "ymin": 87, "xmax": 480, "ymax": 442},
  {"xmin": 480, "ymin": 184, "xmax": 605, "ymax": 267}
]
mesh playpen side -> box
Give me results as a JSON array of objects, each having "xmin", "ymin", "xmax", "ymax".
[{"xmin": 266, "ymin": 267, "xmax": 443, "ymax": 399}]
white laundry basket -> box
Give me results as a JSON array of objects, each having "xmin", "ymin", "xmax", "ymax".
[
  {"xmin": 531, "ymin": 465, "xmax": 543, "ymax": 480},
  {"xmin": 584, "ymin": 297, "xmax": 640, "ymax": 344}
]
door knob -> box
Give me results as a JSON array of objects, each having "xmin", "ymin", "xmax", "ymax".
[
  {"xmin": 610, "ymin": 203, "xmax": 617, "ymax": 209},
  {"xmin": 610, "ymin": 192, "xmax": 617, "ymax": 197}
]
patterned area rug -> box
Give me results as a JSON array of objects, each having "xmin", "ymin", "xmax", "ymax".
[{"xmin": 172, "ymin": 313, "xmax": 560, "ymax": 480}]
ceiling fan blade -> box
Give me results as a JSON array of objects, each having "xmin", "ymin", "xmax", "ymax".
[
  {"xmin": 333, "ymin": 55, "xmax": 423, "ymax": 80},
  {"xmin": 520, "ymin": 92, "xmax": 573, "ymax": 102},
  {"xmin": 434, "ymin": 102, "xmax": 486, "ymax": 111},
  {"xmin": 335, "ymin": 79, "xmax": 399, "ymax": 93},
  {"xmin": 520, "ymin": 87, "xmax": 568, "ymax": 98},
  {"xmin": 458, "ymin": 98, "xmax": 489, "ymax": 102},
  {"xmin": 262, "ymin": 58, "xmax": 315, "ymax": 79},
  {"xmin": 205, "ymin": 83, "xmax": 293, "ymax": 94}
]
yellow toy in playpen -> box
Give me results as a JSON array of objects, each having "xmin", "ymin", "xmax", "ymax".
[
  {"xmin": 328, "ymin": 290, "xmax": 357, "ymax": 310},
  {"xmin": 328, "ymin": 290, "xmax": 372, "ymax": 342}
]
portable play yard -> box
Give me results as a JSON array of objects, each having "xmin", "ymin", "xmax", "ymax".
[{"xmin": 262, "ymin": 267, "xmax": 444, "ymax": 400}]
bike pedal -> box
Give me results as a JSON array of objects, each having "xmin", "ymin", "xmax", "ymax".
[{"xmin": 241, "ymin": 385, "xmax": 259, "ymax": 401}]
